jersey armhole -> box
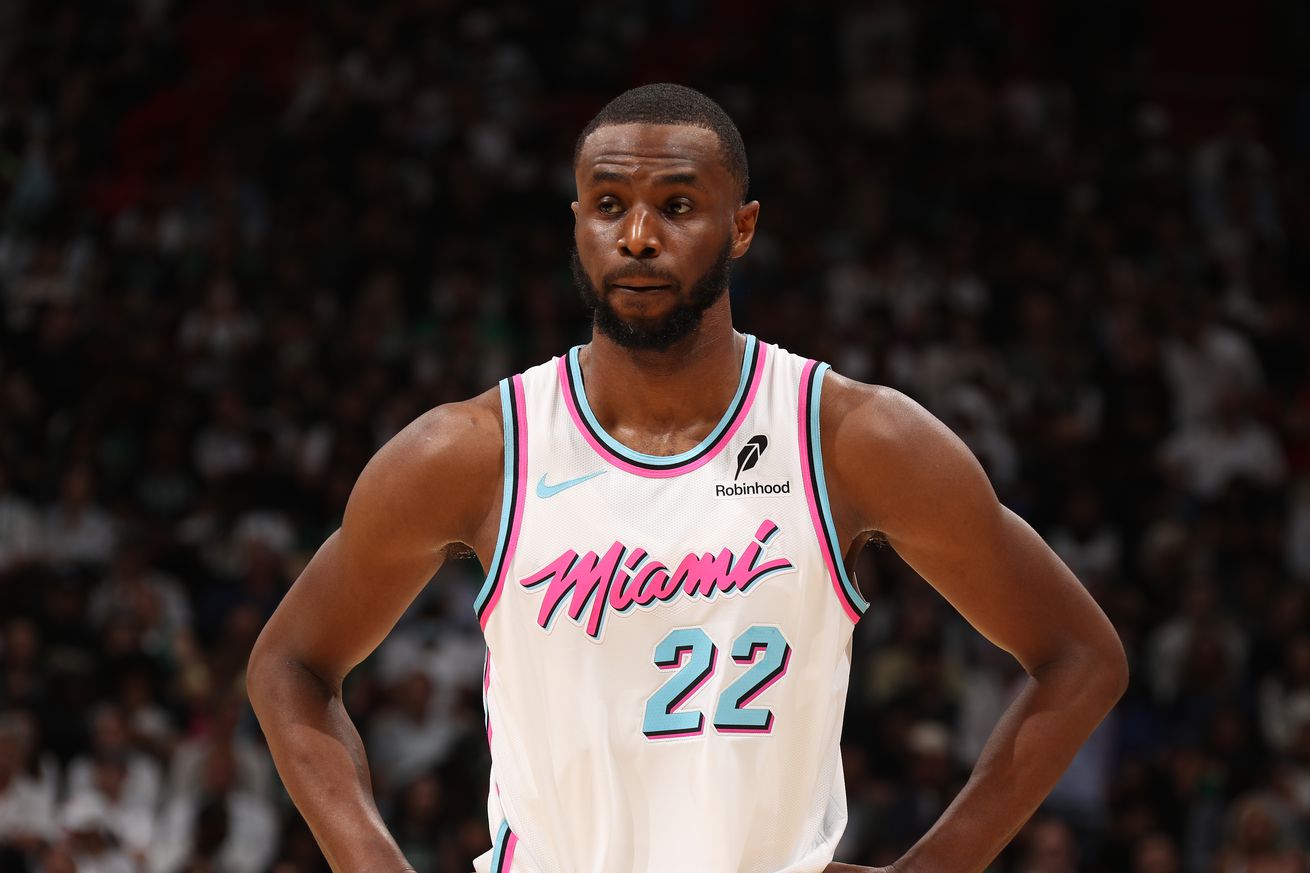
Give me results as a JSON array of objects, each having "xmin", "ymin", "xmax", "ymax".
[
  {"xmin": 797, "ymin": 361, "xmax": 870, "ymax": 623},
  {"xmin": 474, "ymin": 374, "xmax": 528, "ymax": 628}
]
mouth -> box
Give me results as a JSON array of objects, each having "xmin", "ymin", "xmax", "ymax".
[{"xmin": 611, "ymin": 282, "xmax": 673, "ymax": 293}]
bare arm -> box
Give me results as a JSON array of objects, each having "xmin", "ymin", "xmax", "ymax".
[
  {"xmin": 246, "ymin": 391, "xmax": 503, "ymax": 873},
  {"xmin": 822, "ymin": 374, "xmax": 1128, "ymax": 873}
]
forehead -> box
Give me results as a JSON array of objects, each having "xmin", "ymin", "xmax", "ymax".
[{"xmin": 576, "ymin": 123, "xmax": 729, "ymax": 185}]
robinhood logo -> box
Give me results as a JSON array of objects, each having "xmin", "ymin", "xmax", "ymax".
[
  {"xmin": 715, "ymin": 480, "xmax": 791, "ymax": 499},
  {"xmin": 735, "ymin": 435, "xmax": 768, "ymax": 480},
  {"xmin": 723, "ymin": 435, "xmax": 787, "ymax": 497}
]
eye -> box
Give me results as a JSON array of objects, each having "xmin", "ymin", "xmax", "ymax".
[
  {"xmin": 597, "ymin": 197, "xmax": 623, "ymax": 215},
  {"xmin": 665, "ymin": 200, "xmax": 692, "ymax": 216}
]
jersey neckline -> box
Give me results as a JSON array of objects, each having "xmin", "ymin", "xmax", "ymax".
[{"xmin": 557, "ymin": 335, "xmax": 767, "ymax": 478}]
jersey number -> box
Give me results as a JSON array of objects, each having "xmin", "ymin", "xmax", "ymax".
[{"xmin": 641, "ymin": 625, "xmax": 791, "ymax": 740}]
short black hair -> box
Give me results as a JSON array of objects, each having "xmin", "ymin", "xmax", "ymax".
[{"xmin": 574, "ymin": 83, "xmax": 749, "ymax": 202}]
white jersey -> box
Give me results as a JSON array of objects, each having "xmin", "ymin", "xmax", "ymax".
[{"xmin": 472, "ymin": 336, "xmax": 869, "ymax": 873}]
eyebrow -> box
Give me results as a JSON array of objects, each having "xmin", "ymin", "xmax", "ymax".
[{"xmin": 588, "ymin": 169, "xmax": 705, "ymax": 190}]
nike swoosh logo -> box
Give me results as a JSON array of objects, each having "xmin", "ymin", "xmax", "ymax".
[{"xmin": 536, "ymin": 470, "xmax": 606, "ymax": 499}]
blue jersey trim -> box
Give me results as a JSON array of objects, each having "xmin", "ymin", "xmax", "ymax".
[
  {"xmin": 808, "ymin": 364, "xmax": 870, "ymax": 615},
  {"xmin": 566, "ymin": 335, "xmax": 758, "ymax": 466},
  {"xmin": 490, "ymin": 819, "xmax": 512, "ymax": 873},
  {"xmin": 474, "ymin": 378, "xmax": 517, "ymax": 618}
]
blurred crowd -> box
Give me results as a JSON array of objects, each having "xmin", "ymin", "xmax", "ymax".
[{"xmin": 2, "ymin": 1, "xmax": 1310, "ymax": 872}]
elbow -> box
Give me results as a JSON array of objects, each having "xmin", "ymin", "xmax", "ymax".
[
  {"xmin": 245, "ymin": 630, "xmax": 298, "ymax": 720},
  {"xmin": 1080, "ymin": 631, "xmax": 1129, "ymax": 712},
  {"xmin": 245, "ymin": 634, "xmax": 277, "ymax": 720},
  {"xmin": 1101, "ymin": 634, "xmax": 1130, "ymax": 707},
  {"xmin": 1033, "ymin": 631, "xmax": 1130, "ymax": 712},
  {"xmin": 245, "ymin": 630, "xmax": 340, "ymax": 723}
]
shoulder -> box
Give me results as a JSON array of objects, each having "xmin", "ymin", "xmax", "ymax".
[
  {"xmin": 817, "ymin": 369, "xmax": 996, "ymax": 536},
  {"xmin": 407, "ymin": 387, "xmax": 504, "ymax": 455},
  {"xmin": 343, "ymin": 386, "xmax": 504, "ymax": 551},
  {"xmin": 369, "ymin": 387, "xmax": 503, "ymax": 482},
  {"xmin": 818, "ymin": 369, "xmax": 950, "ymax": 456}
]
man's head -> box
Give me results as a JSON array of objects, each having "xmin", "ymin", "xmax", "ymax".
[
  {"xmin": 571, "ymin": 84, "xmax": 759, "ymax": 350},
  {"xmin": 573, "ymin": 84, "xmax": 749, "ymax": 202}
]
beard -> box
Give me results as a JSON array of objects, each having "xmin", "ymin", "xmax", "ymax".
[{"xmin": 571, "ymin": 239, "xmax": 733, "ymax": 351}]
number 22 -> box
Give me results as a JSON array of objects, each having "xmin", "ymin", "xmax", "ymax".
[{"xmin": 641, "ymin": 625, "xmax": 791, "ymax": 740}]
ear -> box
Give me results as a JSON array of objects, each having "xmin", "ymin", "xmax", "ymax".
[
  {"xmin": 571, "ymin": 201, "xmax": 580, "ymax": 221},
  {"xmin": 730, "ymin": 200, "xmax": 761, "ymax": 258}
]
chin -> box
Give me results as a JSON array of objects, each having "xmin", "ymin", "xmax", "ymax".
[
  {"xmin": 608, "ymin": 296, "xmax": 676, "ymax": 321},
  {"xmin": 595, "ymin": 305, "xmax": 705, "ymax": 351}
]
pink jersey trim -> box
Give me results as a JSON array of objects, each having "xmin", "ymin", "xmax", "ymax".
[
  {"xmin": 503, "ymin": 832, "xmax": 518, "ymax": 871},
  {"xmin": 797, "ymin": 360, "xmax": 862, "ymax": 623},
  {"xmin": 479, "ymin": 374, "xmax": 529, "ymax": 630},
  {"xmin": 483, "ymin": 655, "xmax": 493, "ymax": 746},
  {"xmin": 556, "ymin": 343, "xmax": 769, "ymax": 479}
]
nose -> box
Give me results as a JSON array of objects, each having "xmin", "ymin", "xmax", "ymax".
[{"xmin": 617, "ymin": 205, "xmax": 661, "ymax": 259}]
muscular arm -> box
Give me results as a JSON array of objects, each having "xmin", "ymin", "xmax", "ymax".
[
  {"xmin": 823, "ymin": 374, "xmax": 1128, "ymax": 873},
  {"xmin": 246, "ymin": 391, "xmax": 503, "ymax": 873}
]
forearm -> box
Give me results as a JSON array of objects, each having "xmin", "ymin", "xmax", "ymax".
[
  {"xmin": 893, "ymin": 650, "xmax": 1125, "ymax": 873},
  {"xmin": 248, "ymin": 653, "xmax": 408, "ymax": 873}
]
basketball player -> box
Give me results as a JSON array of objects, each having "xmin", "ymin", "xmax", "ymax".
[{"xmin": 248, "ymin": 84, "xmax": 1128, "ymax": 873}]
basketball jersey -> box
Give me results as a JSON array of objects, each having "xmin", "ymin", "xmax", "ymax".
[{"xmin": 471, "ymin": 336, "xmax": 870, "ymax": 873}]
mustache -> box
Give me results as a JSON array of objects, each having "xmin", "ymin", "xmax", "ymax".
[{"xmin": 601, "ymin": 264, "xmax": 680, "ymax": 287}]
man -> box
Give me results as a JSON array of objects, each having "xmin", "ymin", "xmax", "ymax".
[{"xmin": 247, "ymin": 83, "xmax": 1128, "ymax": 873}]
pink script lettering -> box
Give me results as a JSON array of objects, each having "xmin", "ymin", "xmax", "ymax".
[{"xmin": 519, "ymin": 520, "xmax": 794, "ymax": 640}]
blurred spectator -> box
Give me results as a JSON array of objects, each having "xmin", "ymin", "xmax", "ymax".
[
  {"xmin": 1211, "ymin": 794, "xmax": 1305, "ymax": 873},
  {"xmin": 66, "ymin": 704, "xmax": 163, "ymax": 816},
  {"xmin": 1160, "ymin": 304, "xmax": 1265, "ymax": 429},
  {"xmin": 0, "ymin": 716, "xmax": 54, "ymax": 849},
  {"xmin": 0, "ymin": 466, "xmax": 40, "ymax": 573},
  {"xmin": 43, "ymin": 466, "xmax": 116, "ymax": 569},
  {"xmin": 388, "ymin": 774, "xmax": 449, "ymax": 873},
  {"xmin": 0, "ymin": 617, "xmax": 43, "ymax": 711},
  {"xmin": 193, "ymin": 390, "xmax": 255, "ymax": 484},
  {"xmin": 34, "ymin": 844, "xmax": 78, "ymax": 873},
  {"xmin": 954, "ymin": 644, "xmax": 1021, "ymax": 769},
  {"xmin": 1286, "ymin": 480, "xmax": 1310, "ymax": 582},
  {"xmin": 179, "ymin": 278, "xmax": 261, "ymax": 365},
  {"xmin": 152, "ymin": 745, "xmax": 278, "ymax": 873},
  {"xmin": 1017, "ymin": 818, "xmax": 1080, "ymax": 873},
  {"xmin": 1192, "ymin": 108, "xmax": 1283, "ymax": 264},
  {"xmin": 1145, "ymin": 582, "xmax": 1248, "ymax": 706},
  {"xmin": 1131, "ymin": 833, "xmax": 1181, "ymax": 873},
  {"xmin": 900, "ymin": 721, "xmax": 958, "ymax": 841},
  {"xmin": 168, "ymin": 693, "xmax": 272, "ymax": 805},
  {"xmin": 365, "ymin": 671, "xmax": 460, "ymax": 798},
  {"xmin": 1047, "ymin": 485, "xmax": 1122, "ymax": 593},
  {"xmin": 59, "ymin": 794, "xmax": 137, "ymax": 873},
  {"xmin": 1259, "ymin": 635, "xmax": 1310, "ymax": 755},
  {"xmin": 1046, "ymin": 714, "xmax": 1118, "ymax": 829},
  {"xmin": 60, "ymin": 754, "xmax": 155, "ymax": 864},
  {"xmin": 1159, "ymin": 390, "xmax": 1286, "ymax": 500},
  {"xmin": 1281, "ymin": 721, "xmax": 1310, "ymax": 824},
  {"xmin": 1147, "ymin": 576, "xmax": 1247, "ymax": 707},
  {"xmin": 88, "ymin": 542, "xmax": 193, "ymax": 643}
]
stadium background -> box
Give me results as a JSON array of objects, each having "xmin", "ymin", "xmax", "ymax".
[{"xmin": 2, "ymin": 1, "xmax": 1309, "ymax": 871}]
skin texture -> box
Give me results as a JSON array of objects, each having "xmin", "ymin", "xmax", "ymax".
[{"xmin": 247, "ymin": 121, "xmax": 1128, "ymax": 873}]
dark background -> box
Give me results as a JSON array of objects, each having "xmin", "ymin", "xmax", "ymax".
[{"xmin": 1, "ymin": 1, "xmax": 1309, "ymax": 872}]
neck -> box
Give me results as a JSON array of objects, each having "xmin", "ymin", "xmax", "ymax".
[{"xmin": 578, "ymin": 298, "xmax": 742, "ymax": 455}]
